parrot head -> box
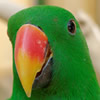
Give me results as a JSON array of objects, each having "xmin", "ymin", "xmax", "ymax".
[{"xmin": 7, "ymin": 6, "xmax": 99, "ymax": 98}]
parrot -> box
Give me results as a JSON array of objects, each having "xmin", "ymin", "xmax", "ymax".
[{"xmin": 7, "ymin": 5, "xmax": 100, "ymax": 100}]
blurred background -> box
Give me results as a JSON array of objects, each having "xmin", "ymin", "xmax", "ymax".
[{"xmin": 0, "ymin": 0, "xmax": 100, "ymax": 100}]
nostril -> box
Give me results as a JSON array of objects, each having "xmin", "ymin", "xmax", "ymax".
[{"xmin": 37, "ymin": 26, "xmax": 43, "ymax": 31}]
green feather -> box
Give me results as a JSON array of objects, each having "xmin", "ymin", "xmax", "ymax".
[{"xmin": 8, "ymin": 6, "xmax": 100, "ymax": 100}]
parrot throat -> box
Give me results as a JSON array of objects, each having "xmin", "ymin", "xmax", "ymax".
[{"xmin": 48, "ymin": 49, "xmax": 100, "ymax": 99}]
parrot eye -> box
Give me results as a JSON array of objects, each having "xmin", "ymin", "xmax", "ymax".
[{"xmin": 67, "ymin": 20, "xmax": 76, "ymax": 35}]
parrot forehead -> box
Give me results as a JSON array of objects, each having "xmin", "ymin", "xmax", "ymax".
[{"xmin": 8, "ymin": 5, "xmax": 75, "ymax": 43}]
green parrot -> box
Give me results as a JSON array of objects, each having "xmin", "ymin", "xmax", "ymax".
[{"xmin": 7, "ymin": 6, "xmax": 100, "ymax": 100}]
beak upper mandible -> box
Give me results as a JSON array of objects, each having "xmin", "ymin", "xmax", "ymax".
[{"xmin": 14, "ymin": 24, "xmax": 48, "ymax": 97}]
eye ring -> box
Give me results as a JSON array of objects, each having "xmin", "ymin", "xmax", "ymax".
[{"xmin": 67, "ymin": 20, "xmax": 76, "ymax": 35}]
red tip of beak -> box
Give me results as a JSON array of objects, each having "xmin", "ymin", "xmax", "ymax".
[{"xmin": 15, "ymin": 24, "xmax": 48, "ymax": 62}]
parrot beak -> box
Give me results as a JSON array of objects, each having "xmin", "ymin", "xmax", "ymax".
[{"xmin": 14, "ymin": 24, "xmax": 49, "ymax": 97}]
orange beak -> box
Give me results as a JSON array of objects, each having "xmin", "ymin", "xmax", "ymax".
[{"xmin": 14, "ymin": 24, "xmax": 48, "ymax": 97}]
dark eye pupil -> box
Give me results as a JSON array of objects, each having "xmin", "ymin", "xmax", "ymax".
[{"xmin": 68, "ymin": 20, "xmax": 76, "ymax": 34}]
